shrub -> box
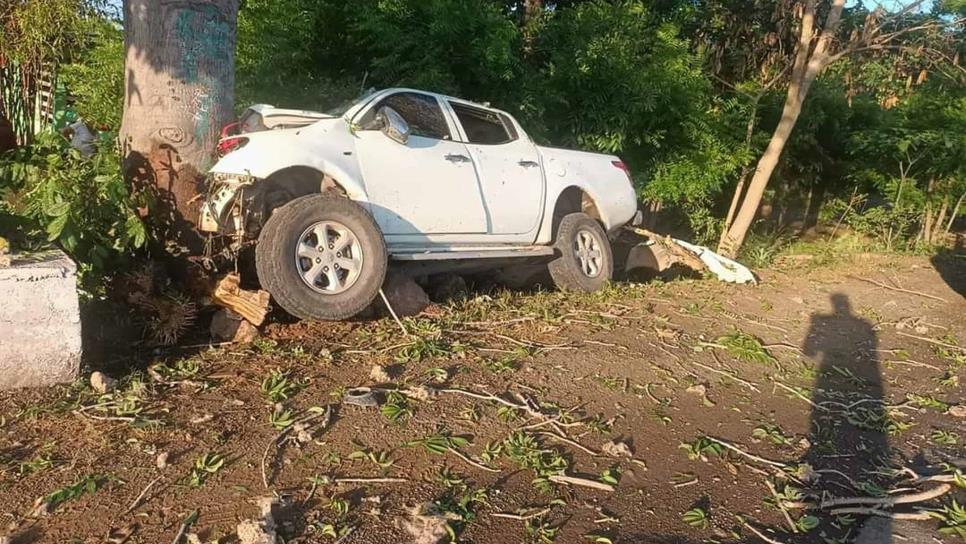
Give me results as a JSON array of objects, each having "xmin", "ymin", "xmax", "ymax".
[{"xmin": 0, "ymin": 132, "xmax": 149, "ymax": 291}]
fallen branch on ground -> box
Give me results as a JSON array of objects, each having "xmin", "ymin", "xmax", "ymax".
[
  {"xmin": 819, "ymin": 483, "xmax": 951, "ymax": 509},
  {"xmin": 828, "ymin": 507, "xmax": 932, "ymax": 520},
  {"xmin": 548, "ymin": 474, "xmax": 614, "ymax": 492},
  {"xmin": 705, "ymin": 437, "xmax": 788, "ymax": 469},
  {"xmin": 848, "ymin": 275, "xmax": 947, "ymax": 303},
  {"xmin": 491, "ymin": 507, "xmax": 553, "ymax": 521},
  {"xmin": 895, "ymin": 331, "xmax": 966, "ymax": 352},
  {"xmin": 262, "ymin": 406, "xmax": 332, "ymax": 490},
  {"xmin": 124, "ymin": 476, "xmax": 163, "ymax": 515}
]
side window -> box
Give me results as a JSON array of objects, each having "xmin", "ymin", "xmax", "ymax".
[
  {"xmin": 365, "ymin": 92, "xmax": 451, "ymax": 140},
  {"xmin": 450, "ymin": 103, "xmax": 515, "ymax": 145}
]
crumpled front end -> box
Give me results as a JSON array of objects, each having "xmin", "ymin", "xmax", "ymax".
[{"xmin": 199, "ymin": 172, "xmax": 257, "ymax": 235}]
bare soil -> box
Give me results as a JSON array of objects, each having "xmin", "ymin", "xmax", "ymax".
[{"xmin": 1, "ymin": 253, "xmax": 964, "ymax": 544}]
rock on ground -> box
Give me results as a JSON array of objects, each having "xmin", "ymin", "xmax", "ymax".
[
  {"xmin": 381, "ymin": 272, "xmax": 430, "ymax": 317},
  {"xmin": 210, "ymin": 308, "xmax": 259, "ymax": 343},
  {"xmin": 236, "ymin": 497, "xmax": 277, "ymax": 544},
  {"xmin": 427, "ymin": 273, "xmax": 467, "ymax": 302},
  {"xmin": 90, "ymin": 371, "xmax": 117, "ymax": 394}
]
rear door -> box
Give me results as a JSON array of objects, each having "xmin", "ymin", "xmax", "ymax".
[
  {"xmin": 353, "ymin": 91, "xmax": 487, "ymax": 236},
  {"xmin": 446, "ymin": 101, "xmax": 543, "ymax": 236}
]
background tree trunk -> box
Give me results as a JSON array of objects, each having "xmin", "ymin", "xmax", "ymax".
[
  {"xmin": 718, "ymin": 0, "xmax": 846, "ymax": 258},
  {"xmin": 120, "ymin": 0, "xmax": 239, "ymax": 255}
]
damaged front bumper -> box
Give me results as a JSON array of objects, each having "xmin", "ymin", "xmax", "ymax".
[{"xmin": 199, "ymin": 173, "xmax": 256, "ymax": 234}]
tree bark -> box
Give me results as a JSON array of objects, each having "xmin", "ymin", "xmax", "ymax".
[
  {"xmin": 718, "ymin": 0, "xmax": 846, "ymax": 258},
  {"xmin": 120, "ymin": 0, "xmax": 238, "ymax": 255}
]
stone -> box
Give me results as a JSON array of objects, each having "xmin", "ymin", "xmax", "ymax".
[
  {"xmin": 399, "ymin": 503, "xmax": 458, "ymax": 544},
  {"xmin": 210, "ymin": 308, "xmax": 259, "ymax": 343},
  {"xmin": 602, "ymin": 440, "xmax": 634, "ymax": 458},
  {"xmin": 381, "ymin": 272, "xmax": 430, "ymax": 317},
  {"xmin": 427, "ymin": 273, "xmax": 468, "ymax": 302},
  {"xmin": 0, "ymin": 251, "xmax": 81, "ymax": 389},
  {"xmin": 370, "ymin": 365, "xmax": 392, "ymax": 383},
  {"xmin": 90, "ymin": 372, "xmax": 117, "ymax": 394},
  {"xmin": 948, "ymin": 405, "xmax": 966, "ymax": 418},
  {"xmin": 236, "ymin": 497, "xmax": 277, "ymax": 544},
  {"xmin": 156, "ymin": 452, "xmax": 169, "ymax": 470}
]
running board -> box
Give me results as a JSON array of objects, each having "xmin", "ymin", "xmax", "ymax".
[{"xmin": 391, "ymin": 246, "xmax": 555, "ymax": 261}]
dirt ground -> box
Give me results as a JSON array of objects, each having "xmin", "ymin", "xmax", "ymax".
[{"xmin": 1, "ymin": 253, "xmax": 964, "ymax": 544}]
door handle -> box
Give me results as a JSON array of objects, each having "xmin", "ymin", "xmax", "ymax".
[
  {"xmin": 445, "ymin": 154, "xmax": 471, "ymax": 163},
  {"xmin": 518, "ymin": 160, "xmax": 539, "ymax": 168}
]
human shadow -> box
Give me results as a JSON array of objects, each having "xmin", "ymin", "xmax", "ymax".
[
  {"xmin": 930, "ymin": 237, "xmax": 966, "ymax": 298},
  {"xmin": 803, "ymin": 294, "xmax": 890, "ymax": 539}
]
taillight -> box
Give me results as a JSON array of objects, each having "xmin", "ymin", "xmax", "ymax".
[
  {"xmin": 216, "ymin": 122, "xmax": 246, "ymax": 157},
  {"xmin": 217, "ymin": 136, "xmax": 248, "ymax": 157},
  {"xmin": 612, "ymin": 160, "xmax": 631, "ymax": 178}
]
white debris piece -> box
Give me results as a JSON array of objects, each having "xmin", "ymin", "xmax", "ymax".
[{"xmin": 672, "ymin": 239, "xmax": 757, "ymax": 285}]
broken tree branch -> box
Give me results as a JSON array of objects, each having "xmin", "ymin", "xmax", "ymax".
[
  {"xmin": 548, "ymin": 474, "xmax": 614, "ymax": 492},
  {"xmin": 849, "ymin": 275, "xmax": 947, "ymax": 303},
  {"xmin": 828, "ymin": 507, "xmax": 932, "ymax": 520},
  {"xmin": 262, "ymin": 406, "xmax": 332, "ymax": 490},
  {"xmin": 212, "ymin": 274, "xmax": 271, "ymax": 326}
]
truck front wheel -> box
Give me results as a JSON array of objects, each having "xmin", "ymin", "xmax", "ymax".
[
  {"xmin": 548, "ymin": 212, "xmax": 613, "ymax": 292},
  {"xmin": 255, "ymin": 195, "xmax": 387, "ymax": 321}
]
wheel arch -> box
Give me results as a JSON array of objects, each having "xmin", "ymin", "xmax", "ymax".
[
  {"xmin": 549, "ymin": 186, "xmax": 604, "ymax": 241},
  {"xmin": 259, "ymin": 164, "xmax": 367, "ymax": 204}
]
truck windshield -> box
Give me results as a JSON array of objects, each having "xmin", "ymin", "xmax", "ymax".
[{"xmin": 325, "ymin": 88, "xmax": 378, "ymax": 117}]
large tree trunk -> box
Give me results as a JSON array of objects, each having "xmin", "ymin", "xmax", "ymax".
[
  {"xmin": 120, "ymin": 0, "xmax": 238, "ymax": 255},
  {"xmin": 718, "ymin": 84, "xmax": 809, "ymax": 257}
]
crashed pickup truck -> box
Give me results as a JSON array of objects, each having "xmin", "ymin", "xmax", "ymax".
[{"xmin": 201, "ymin": 88, "xmax": 640, "ymax": 321}]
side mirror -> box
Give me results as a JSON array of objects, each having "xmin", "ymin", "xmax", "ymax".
[{"xmin": 377, "ymin": 106, "xmax": 410, "ymax": 145}]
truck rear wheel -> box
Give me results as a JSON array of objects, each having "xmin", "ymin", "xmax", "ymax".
[
  {"xmin": 548, "ymin": 212, "xmax": 613, "ymax": 292},
  {"xmin": 255, "ymin": 195, "xmax": 387, "ymax": 321}
]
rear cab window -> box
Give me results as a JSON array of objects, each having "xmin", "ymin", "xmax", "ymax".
[{"xmin": 449, "ymin": 102, "xmax": 517, "ymax": 145}]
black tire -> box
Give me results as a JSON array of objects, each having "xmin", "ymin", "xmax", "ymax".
[
  {"xmin": 548, "ymin": 212, "xmax": 613, "ymax": 292},
  {"xmin": 255, "ymin": 194, "xmax": 387, "ymax": 321}
]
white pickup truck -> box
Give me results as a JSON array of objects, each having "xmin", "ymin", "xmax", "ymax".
[{"xmin": 201, "ymin": 88, "xmax": 640, "ymax": 321}]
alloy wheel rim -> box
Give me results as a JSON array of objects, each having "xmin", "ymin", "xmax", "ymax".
[
  {"xmin": 295, "ymin": 220, "xmax": 364, "ymax": 295},
  {"xmin": 574, "ymin": 229, "xmax": 603, "ymax": 278}
]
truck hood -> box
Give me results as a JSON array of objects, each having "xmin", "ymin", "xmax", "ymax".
[{"xmin": 239, "ymin": 104, "xmax": 336, "ymax": 133}]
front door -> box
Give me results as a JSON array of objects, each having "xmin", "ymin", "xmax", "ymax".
[{"xmin": 354, "ymin": 91, "xmax": 487, "ymax": 236}]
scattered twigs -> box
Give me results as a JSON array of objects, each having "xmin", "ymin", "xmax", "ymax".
[
  {"xmin": 170, "ymin": 511, "xmax": 198, "ymax": 544},
  {"xmin": 771, "ymin": 381, "xmax": 828, "ymax": 412},
  {"xmin": 696, "ymin": 353, "xmax": 761, "ymax": 392},
  {"xmin": 380, "ymin": 289, "xmax": 410, "ymax": 337},
  {"xmin": 548, "ymin": 474, "xmax": 614, "ymax": 492},
  {"xmin": 827, "ymin": 507, "xmax": 932, "ymax": 520},
  {"xmin": 818, "ymin": 483, "xmax": 951, "ymax": 509},
  {"xmin": 706, "ymin": 437, "xmax": 788, "ymax": 469},
  {"xmin": 328, "ymin": 476, "xmax": 409, "ymax": 484},
  {"xmin": 765, "ymin": 479, "xmax": 799, "ymax": 533},
  {"xmin": 849, "ymin": 275, "xmax": 947, "ymax": 303},
  {"xmin": 447, "ymin": 447, "xmax": 500, "ymax": 473},
  {"xmin": 719, "ymin": 439, "xmax": 794, "ymax": 474},
  {"xmin": 537, "ymin": 430, "xmax": 601, "ymax": 457},
  {"xmin": 262, "ymin": 406, "xmax": 332, "ymax": 490},
  {"xmin": 491, "ymin": 507, "xmax": 553, "ymax": 520},
  {"xmin": 738, "ymin": 516, "xmax": 789, "ymax": 544},
  {"xmin": 124, "ymin": 476, "xmax": 163, "ymax": 515},
  {"xmin": 895, "ymin": 331, "xmax": 966, "ymax": 352}
]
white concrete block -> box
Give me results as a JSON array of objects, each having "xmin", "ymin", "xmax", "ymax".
[{"xmin": 0, "ymin": 250, "xmax": 82, "ymax": 389}]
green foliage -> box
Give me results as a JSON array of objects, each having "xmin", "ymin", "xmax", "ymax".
[
  {"xmin": 0, "ymin": 133, "xmax": 148, "ymax": 291},
  {"xmin": 46, "ymin": 474, "xmax": 107, "ymax": 510},
  {"xmin": 58, "ymin": 20, "xmax": 124, "ymax": 128}
]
